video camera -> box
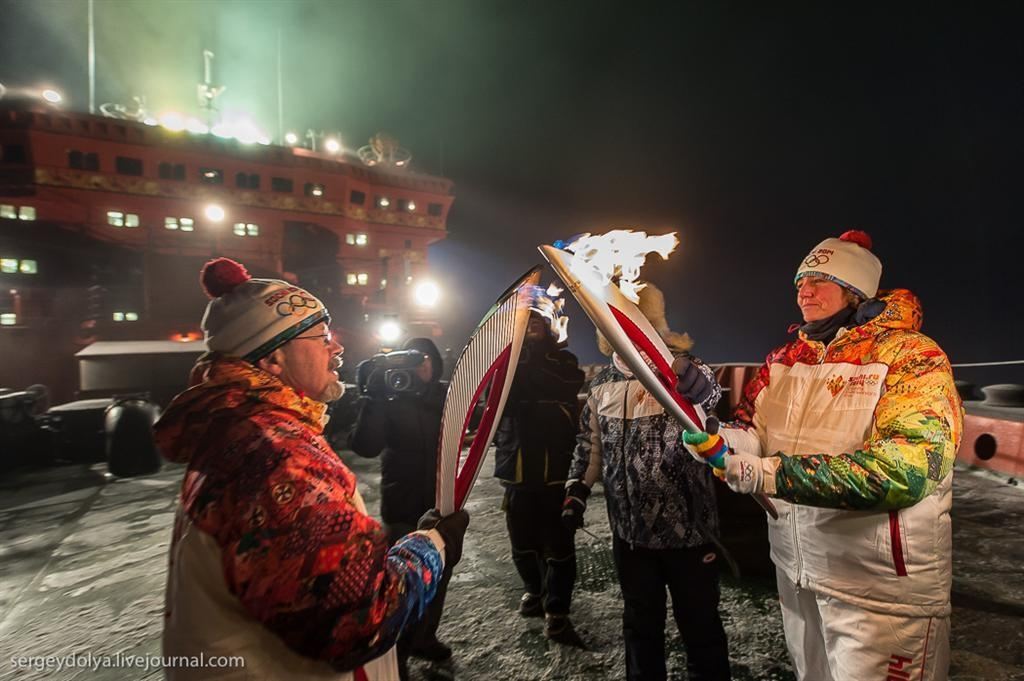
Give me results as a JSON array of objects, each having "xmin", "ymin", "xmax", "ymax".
[{"xmin": 355, "ymin": 349, "xmax": 429, "ymax": 398}]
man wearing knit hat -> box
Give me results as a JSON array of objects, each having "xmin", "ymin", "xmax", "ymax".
[
  {"xmin": 566, "ymin": 282, "xmax": 732, "ymax": 680},
  {"xmin": 155, "ymin": 258, "xmax": 469, "ymax": 681},
  {"xmin": 685, "ymin": 231, "xmax": 962, "ymax": 680}
]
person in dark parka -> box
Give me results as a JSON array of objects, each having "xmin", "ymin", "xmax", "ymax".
[
  {"xmin": 494, "ymin": 312, "xmax": 586, "ymax": 644},
  {"xmin": 349, "ymin": 337, "xmax": 452, "ymax": 667}
]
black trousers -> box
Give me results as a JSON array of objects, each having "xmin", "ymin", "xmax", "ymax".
[
  {"xmin": 504, "ymin": 485, "xmax": 577, "ymax": 615},
  {"xmin": 612, "ymin": 536, "xmax": 731, "ymax": 681},
  {"xmin": 386, "ymin": 520, "xmax": 452, "ymax": 672}
]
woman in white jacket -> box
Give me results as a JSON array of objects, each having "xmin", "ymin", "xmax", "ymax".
[{"xmin": 687, "ymin": 231, "xmax": 962, "ymax": 681}]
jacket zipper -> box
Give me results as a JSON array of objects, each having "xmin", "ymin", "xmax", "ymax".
[
  {"xmin": 792, "ymin": 340, "xmax": 829, "ymax": 587},
  {"xmin": 889, "ymin": 510, "xmax": 908, "ymax": 576},
  {"xmin": 621, "ymin": 379, "xmax": 633, "ymax": 550}
]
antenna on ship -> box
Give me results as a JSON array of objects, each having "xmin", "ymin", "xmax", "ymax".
[
  {"xmin": 88, "ymin": 0, "xmax": 96, "ymax": 114},
  {"xmin": 197, "ymin": 49, "xmax": 226, "ymax": 128},
  {"xmin": 358, "ymin": 133, "xmax": 412, "ymax": 169}
]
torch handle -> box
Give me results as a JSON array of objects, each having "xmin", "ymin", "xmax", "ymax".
[{"xmin": 697, "ymin": 414, "xmax": 778, "ymax": 520}]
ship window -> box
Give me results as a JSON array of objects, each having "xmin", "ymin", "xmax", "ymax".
[
  {"xmin": 115, "ymin": 156, "xmax": 143, "ymax": 176},
  {"xmin": 107, "ymin": 211, "xmax": 139, "ymax": 227},
  {"xmin": 233, "ymin": 223, "xmax": 259, "ymax": 237},
  {"xmin": 0, "ymin": 313, "xmax": 16, "ymax": 326},
  {"xmin": 69, "ymin": 150, "xmax": 83, "ymax": 168},
  {"xmin": 271, "ymin": 177, "xmax": 294, "ymax": 193},
  {"xmin": 236, "ymin": 172, "xmax": 261, "ymax": 189},
  {"xmin": 305, "ymin": 183, "xmax": 325, "ymax": 197},
  {"xmin": 1, "ymin": 205, "xmax": 15, "ymax": 219},
  {"xmin": 112, "ymin": 311, "xmax": 140, "ymax": 322},
  {"xmin": 160, "ymin": 162, "xmax": 186, "ymax": 180},
  {"xmin": 1, "ymin": 144, "xmax": 27, "ymax": 164},
  {"xmin": 375, "ymin": 196, "xmax": 391, "ymax": 209},
  {"xmin": 165, "ymin": 216, "xmax": 195, "ymax": 232},
  {"xmin": 357, "ymin": 273, "xmax": 368, "ymax": 286},
  {"xmin": 346, "ymin": 273, "xmax": 370, "ymax": 286},
  {"xmin": 200, "ymin": 168, "xmax": 223, "ymax": 185},
  {"xmin": 84, "ymin": 152, "xmax": 99, "ymax": 171},
  {"xmin": 346, "ymin": 233, "xmax": 367, "ymax": 246},
  {"xmin": 1, "ymin": 259, "xmax": 18, "ymax": 273},
  {"xmin": 428, "ymin": 203, "xmax": 443, "ymax": 217},
  {"xmin": 19, "ymin": 260, "xmax": 37, "ymax": 274},
  {"xmin": 397, "ymin": 199, "xmax": 416, "ymax": 212},
  {"xmin": 18, "ymin": 206, "xmax": 36, "ymax": 221},
  {"xmin": 346, "ymin": 273, "xmax": 357, "ymax": 285},
  {"xmin": 350, "ymin": 190, "xmax": 366, "ymax": 205}
]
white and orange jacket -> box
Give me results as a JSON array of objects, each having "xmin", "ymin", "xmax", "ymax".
[
  {"xmin": 155, "ymin": 357, "xmax": 446, "ymax": 680},
  {"xmin": 721, "ymin": 289, "xmax": 963, "ymax": 617}
]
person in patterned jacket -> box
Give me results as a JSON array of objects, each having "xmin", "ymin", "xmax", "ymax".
[
  {"xmin": 564, "ymin": 283, "xmax": 732, "ymax": 681},
  {"xmin": 155, "ymin": 258, "xmax": 468, "ymax": 681},
  {"xmin": 687, "ymin": 231, "xmax": 963, "ymax": 681}
]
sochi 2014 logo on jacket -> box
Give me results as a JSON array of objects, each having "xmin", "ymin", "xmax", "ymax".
[
  {"xmin": 826, "ymin": 372, "xmax": 882, "ymax": 398},
  {"xmin": 826, "ymin": 374, "xmax": 845, "ymax": 396}
]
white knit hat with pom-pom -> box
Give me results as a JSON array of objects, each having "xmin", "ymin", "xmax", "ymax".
[
  {"xmin": 199, "ymin": 258, "xmax": 329, "ymax": 362},
  {"xmin": 795, "ymin": 230, "xmax": 882, "ymax": 299}
]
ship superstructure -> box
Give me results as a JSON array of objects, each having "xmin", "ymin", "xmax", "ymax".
[{"xmin": 0, "ymin": 102, "xmax": 454, "ymax": 399}]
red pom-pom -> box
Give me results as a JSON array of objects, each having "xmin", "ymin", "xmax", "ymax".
[
  {"xmin": 839, "ymin": 230, "xmax": 873, "ymax": 251},
  {"xmin": 200, "ymin": 258, "xmax": 251, "ymax": 298}
]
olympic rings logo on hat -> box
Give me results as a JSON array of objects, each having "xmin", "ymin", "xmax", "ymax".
[
  {"xmin": 803, "ymin": 253, "xmax": 830, "ymax": 268},
  {"xmin": 276, "ymin": 294, "xmax": 319, "ymax": 317}
]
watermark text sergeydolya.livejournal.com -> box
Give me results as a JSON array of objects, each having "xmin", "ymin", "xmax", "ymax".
[{"xmin": 8, "ymin": 651, "xmax": 245, "ymax": 673}]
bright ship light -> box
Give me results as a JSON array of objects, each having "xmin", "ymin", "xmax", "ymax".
[
  {"xmin": 378, "ymin": 320, "xmax": 401, "ymax": 343},
  {"xmin": 284, "ymin": 131, "xmax": 299, "ymax": 145},
  {"xmin": 158, "ymin": 112, "xmax": 186, "ymax": 132},
  {"xmin": 324, "ymin": 137, "xmax": 342, "ymax": 154},
  {"xmin": 204, "ymin": 204, "xmax": 225, "ymax": 222},
  {"xmin": 413, "ymin": 281, "xmax": 441, "ymax": 308},
  {"xmin": 41, "ymin": 89, "xmax": 63, "ymax": 104},
  {"xmin": 184, "ymin": 117, "xmax": 209, "ymax": 134}
]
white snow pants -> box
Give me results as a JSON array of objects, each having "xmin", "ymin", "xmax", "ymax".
[{"xmin": 776, "ymin": 572, "xmax": 949, "ymax": 681}]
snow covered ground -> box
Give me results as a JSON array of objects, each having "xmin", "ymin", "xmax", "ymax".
[{"xmin": 0, "ymin": 452, "xmax": 1021, "ymax": 680}]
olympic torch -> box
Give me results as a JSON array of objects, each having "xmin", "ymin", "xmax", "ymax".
[{"xmin": 539, "ymin": 238, "xmax": 778, "ymax": 519}]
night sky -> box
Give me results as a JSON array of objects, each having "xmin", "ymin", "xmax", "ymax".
[{"xmin": 2, "ymin": 1, "xmax": 1021, "ymax": 382}]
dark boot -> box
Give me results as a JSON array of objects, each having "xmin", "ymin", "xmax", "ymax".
[
  {"xmin": 545, "ymin": 614, "xmax": 585, "ymax": 648},
  {"xmin": 519, "ymin": 592, "xmax": 544, "ymax": 617},
  {"xmin": 410, "ymin": 637, "xmax": 452, "ymax": 661}
]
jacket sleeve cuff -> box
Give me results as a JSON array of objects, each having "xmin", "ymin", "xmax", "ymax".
[
  {"xmin": 761, "ymin": 456, "xmax": 781, "ymax": 496},
  {"xmin": 409, "ymin": 529, "xmax": 446, "ymax": 568}
]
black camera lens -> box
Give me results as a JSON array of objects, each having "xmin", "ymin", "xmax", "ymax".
[{"xmin": 387, "ymin": 369, "xmax": 412, "ymax": 392}]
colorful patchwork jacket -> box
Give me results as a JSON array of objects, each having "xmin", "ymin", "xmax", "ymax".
[
  {"xmin": 720, "ymin": 288, "xmax": 963, "ymax": 616},
  {"xmin": 155, "ymin": 357, "xmax": 443, "ymax": 680},
  {"xmin": 569, "ymin": 356, "xmax": 721, "ymax": 550}
]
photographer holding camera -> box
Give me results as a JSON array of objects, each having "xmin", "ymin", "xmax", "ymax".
[{"xmin": 349, "ymin": 337, "xmax": 453, "ymax": 672}]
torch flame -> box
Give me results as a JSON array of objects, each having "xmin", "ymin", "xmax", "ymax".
[
  {"xmin": 528, "ymin": 283, "xmax": 570, "ymax": 343},
  {"xmin": 562, "ymin": 229, "xmax": 679, "ymax": 303}
]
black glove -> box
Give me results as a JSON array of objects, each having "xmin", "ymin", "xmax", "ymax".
[
  {"xmin": 671, "ymin": 356, "xmax": 714, "ymax": 405},
  {"xmin": 417, "ymin": 508, "xmax": 470, "ymax": 567},
  {"xmin": 561, "ymin": 481, "xmax": 590, "ymax": 531}
]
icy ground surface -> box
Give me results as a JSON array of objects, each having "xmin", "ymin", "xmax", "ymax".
[{"xmin": 0, "ymin": 453, "xmax": 1021, "ymax": 680}]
